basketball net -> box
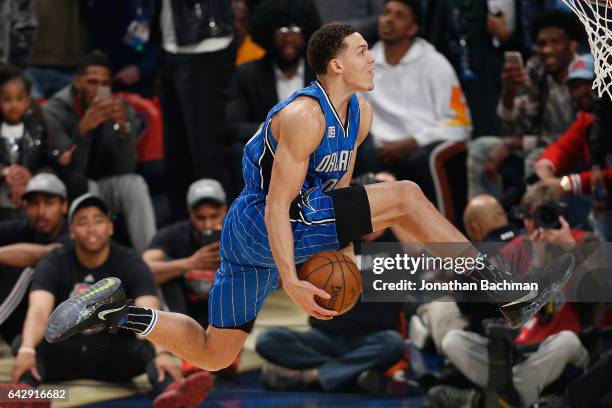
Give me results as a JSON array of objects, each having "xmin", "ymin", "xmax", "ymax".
[{"xmin": 562, "ymin": 0, "xmax": 612, "ymax": 98}]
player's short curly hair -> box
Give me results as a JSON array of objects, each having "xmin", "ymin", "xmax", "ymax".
[
  {"xmin": 250, "ymin": 0, "xmax": 321, "ymax": 54},
  {"xmin": 307, "ymin": 24, "xmax": 357, "ymax": 75}
]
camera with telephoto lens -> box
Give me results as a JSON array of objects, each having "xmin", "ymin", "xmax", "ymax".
[{"xmin": 533, "ymin": 201, "xmax": 567, "ymax": 229}]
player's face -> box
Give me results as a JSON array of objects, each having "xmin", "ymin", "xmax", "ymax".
[
  {"xmin": 190, "ymin": 203, "xmax": 227, "ymax": 233},
  {"xmin": 70, "ymin": 206, "xmax": 113, "ymax": 253},
  {"xmin": 25, "ymin": 194, "xmax": 67, "ymax": 236},
  {"xmin": 378, "ymin": 0, "xmax": 419, "ymax": 43},
  {"xmin": 335, "ymin": 33, "xmax": 375, "ymax": 92},
  {"xmin": 568, "ymin": 79, "xmax": 593, "ymax": 112},
  {"xmin": 535, "ymin": 27, "xmax": 576, "ymax": 75}
]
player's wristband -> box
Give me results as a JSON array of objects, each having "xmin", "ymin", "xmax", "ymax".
[
  {"xmin": 155, "ymin": 350, "xmax": 172, "ymax": 357},
  {"xmin": 17, "ymin": 347, "xmax": 36, "ymax": 355}
]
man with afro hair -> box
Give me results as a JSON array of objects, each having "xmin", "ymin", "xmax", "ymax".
[
  {"xmin": 226, "ymin": 0, "xmax": 321, "ymax": 143},
  {"xmin": 225, "ymin": 0, "xmax": 321, "ymax": 193}
]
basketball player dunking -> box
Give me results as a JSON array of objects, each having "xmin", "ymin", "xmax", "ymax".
[{"xmin": 45, "ymin": 24, "xmax": 574, "ymax": 371}]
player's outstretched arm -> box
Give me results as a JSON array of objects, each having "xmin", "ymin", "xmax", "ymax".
[{"xmin": 264, "ymin": 98, "xmax": 338, "ymax": 320}]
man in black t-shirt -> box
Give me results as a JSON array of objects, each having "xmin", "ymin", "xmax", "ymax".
[
  {"xmin": 143, "ymin": 179, "xmax": 226, "ymax": 327},
  {"xmin": 11, "ymin": 194, "xmax": 212, "ymax": 407},
  {"xmin": 0, "ymin": 173, "xmax": 70, "ymax": 343}
]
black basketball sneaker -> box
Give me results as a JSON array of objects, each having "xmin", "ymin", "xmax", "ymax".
[
  {"xmin": 45, "ymin": 277, "xmax": 128, "ymax": 343},
  {"xmin": 490, "ymin": 253, "xmax": 575, "ymax": 328}
]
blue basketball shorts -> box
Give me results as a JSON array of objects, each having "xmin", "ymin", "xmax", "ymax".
[{"xmin": 208, "ymin": 185, "xmax": 372, "ymax": 331}]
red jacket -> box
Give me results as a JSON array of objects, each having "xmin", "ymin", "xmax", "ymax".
[{"xmin": 536, "ymin": 111, "xmax": 612, "ymax": 194}]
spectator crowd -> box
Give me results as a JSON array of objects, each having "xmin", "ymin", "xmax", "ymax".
[{"xmin": 0, "ymin": 0, "xmax": 611, "ymax": 407}]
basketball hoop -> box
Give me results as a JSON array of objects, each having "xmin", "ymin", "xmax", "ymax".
[{"xmin": 562, "ymin": 0, "xmax": 612, "ymax": 98}]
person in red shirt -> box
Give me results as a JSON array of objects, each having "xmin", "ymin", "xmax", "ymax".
[
  {"xmin": 533, "ymin": 53, "xmax": 612, "ymax": 241},
  {"xmin": 534, "ymin": 54, "xmax": 598, "ymax": 196}
]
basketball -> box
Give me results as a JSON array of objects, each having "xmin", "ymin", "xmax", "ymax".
[{"xmin": 297, "ymin": 250, "xmax": 362, "ymax": 315}]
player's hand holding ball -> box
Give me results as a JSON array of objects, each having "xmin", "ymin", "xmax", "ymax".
[
  {"xmin": 284, "ymin": 278, "xmax": 338, "ymax": 320},
  {"xmin": 285, "ymin": 250, "xmax": 362, "ymax": 319}
]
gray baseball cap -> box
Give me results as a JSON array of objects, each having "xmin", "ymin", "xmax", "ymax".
[
  {"xmin": 187, "ymin": 179, "xmax": 226, "ymax": 208},
  {"xmin": 68, "ymin": 193, "xmax": 110, "ymax": 223},
  {"xmin": 23, "ymin": 173, "xmax": 67, "ymax": 200}
]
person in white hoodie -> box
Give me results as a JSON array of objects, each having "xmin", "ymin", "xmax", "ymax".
[{"xmin": 363, "ymin": 0, "xmax": 472, "ymax": 200}]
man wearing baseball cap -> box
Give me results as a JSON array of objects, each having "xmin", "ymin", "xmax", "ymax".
[
  {"xmin": 0, "ymin": 173, "xmax": 70, "ymax": 344},
  {"xmin": 144, "ymin": 178, "xmax": 227, "ymax": 321},
  {"xmin": 1, "ymin": 173, "xmax": 69, "ymax": 249},
  {"xmin": 534, "ymin": 54, "xmax": 597, "ymax": 194},
  {"xmin": 143, "ymin": 179, "xmax": 228, "ymax": 397},
  {"xmin": 12, "ymin": 193, "xmax": 208, "ymax": 407},
  {"xmin": 565, "ymin": 53, "xmax": 595, "ymax": 112}
]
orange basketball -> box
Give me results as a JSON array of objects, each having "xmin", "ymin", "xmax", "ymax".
[{"xmin": 297, "ymin": 250, "xmax": 362, "ymax": 315}]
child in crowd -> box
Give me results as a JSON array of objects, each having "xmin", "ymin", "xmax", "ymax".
[{"xmin": 0, "ymin": 64, "xmax": 54, "ymax": 220}]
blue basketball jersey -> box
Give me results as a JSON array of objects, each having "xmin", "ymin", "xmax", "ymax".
[
  {"xmin": 243, "ymin": 80, "xmax": 361, "ymax": 197},
  {"xmin": 221, "ymin": 80, "xmax": 361, "ymax": 266},
  {"xmin": 209, "ymin": 81, "xmax": 361, "ymax": 328}
]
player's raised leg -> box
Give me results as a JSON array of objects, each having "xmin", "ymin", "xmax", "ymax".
[
  {"xmin": 145, "ymin": 312, "xmax": 248, "ymax": 371},
  {"xmin": 361, "ymin": 180, "xmax": 575, "ymax": 328},
  {"xmin": 365, "ymin": 180, "xmax": 471, "ymax": 253},
  {"xmin": 44, "ymin": 277, "xmax": 247, "ymax": 371}
]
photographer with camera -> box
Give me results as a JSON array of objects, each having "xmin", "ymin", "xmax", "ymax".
[
  {"xmin": 503, "ymin": 183, "xmax": 600, "ymax": 341},
  {"xmin": 428, "ymin": 183, "xmax": 594, "ymax": 408}
]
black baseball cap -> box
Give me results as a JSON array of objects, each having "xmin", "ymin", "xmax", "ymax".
[{"xmin": 68, "ymin": 193, "xmax": 110, "ymax": 223}]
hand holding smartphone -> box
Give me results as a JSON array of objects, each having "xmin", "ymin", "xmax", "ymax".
[
  {"xmin": 504, "ymin": 51, "xmax": 523, "ymax": 68},
  {"xmin": 96, "ymin": 86, "xmax": 112, "ymax": 99},
  {"xmin": 502, "ymin": 51, "xmax": 528, "ymax": 93}
]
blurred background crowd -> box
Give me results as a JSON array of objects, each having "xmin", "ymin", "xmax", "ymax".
[{"xmin": 0, "ymin": 0, "xmax": 611, "ymax": 407}]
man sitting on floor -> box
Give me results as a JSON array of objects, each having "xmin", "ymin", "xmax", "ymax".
[{"xmin": 10, "ymin": 194, "xmax": 211, "ymax": 408}]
